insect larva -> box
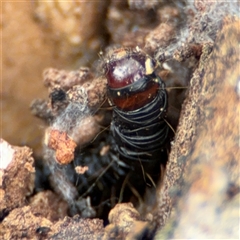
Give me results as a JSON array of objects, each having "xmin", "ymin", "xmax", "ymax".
[{"xmin": 103, "ymin": 47, "xmax": 169, "ymax": 185}]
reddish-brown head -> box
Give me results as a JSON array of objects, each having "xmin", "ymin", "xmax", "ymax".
[{"xmin": 104, "ymin": 48, "xmax": 160, "ymax": 111}]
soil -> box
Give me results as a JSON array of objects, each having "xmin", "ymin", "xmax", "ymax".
[{"xmin": 1, "ymin": 1, "xmax": 239, "ymax": 239}]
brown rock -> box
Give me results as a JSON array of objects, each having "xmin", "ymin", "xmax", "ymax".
[
  {"xmin": 155, "ymin": 18, "xmax": 240, "ymax": 238},
  {"xmin": 33, "ymin": 1, "xmax": 108, "ymax": 66},
  {"xmin": 43, "ymin": 68, "xmax": 94, "ymax": 91},
  {"xmin": 0, "ymin": 139, "xmax": 35, "ymax": 214},
  {"xmin": 0, "ymin": 206, "xmax": 52, "ymax": 239},
  {"xmin": 29, "ymin": 190, "xmax": 68, "ymax": 222},
  {"xmin": 45, "ymin": 129, "xmax": 77, "ymax": 165},
  {"xmin": 50, "ymin": 216, "xmax": 104, "ymax": 239},
  {"xmin": 104, "ymin": 203, "xmax": 155, "ymax": 239}
]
